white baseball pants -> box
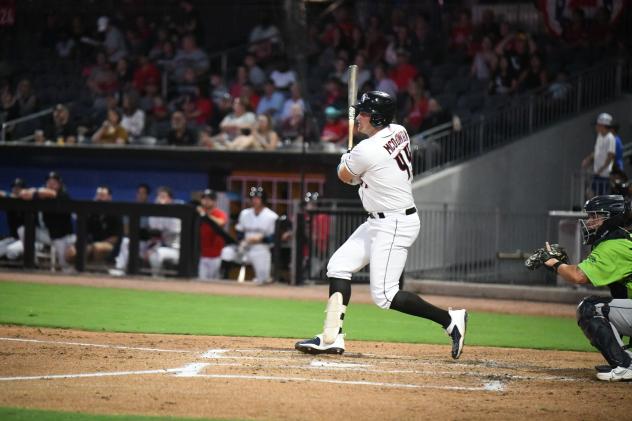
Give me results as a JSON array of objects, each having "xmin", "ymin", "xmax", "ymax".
[{"xmin": 327, "ymin": 212, "xmax": 420, "ymax": 309}]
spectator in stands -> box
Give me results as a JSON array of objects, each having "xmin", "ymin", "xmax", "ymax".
[
  {"xmin": 270, "ymin": 58, "xmax": 296, "ymax": 92},
  {"xmin": 209, "ymin": 93, "xmax": 233, "ymax": 135},
  {"xmin": 244, "ymin": 53, "xmax": 266, "ymax": 89},
  {"xmin": 42, "ymin": 104, "xmax": 77, "ymax": 145},
  {"xmin": 384, "ymin": 24, "xmax": 414, "ymax": 67},
  {"xmin": 340, "ymin": 52, "xmax": 371, "ymax": 89},
  {"xmin": 373, "ymin": 62, "xmax": 398, "ymax": 99},
  {"xmin": 92, "ymin": 108, "xmax": 128, "ymax": 144},
  {"xmin": 173, "ymin": 34, "xmax": 209, "ymax": 82},
  {"xmin": 209, "ymin": 73, "xmax": 229, "ymax": 107},
  {"xmin": 121, "ymin": 92, "xmax": 146, "ymax": 142},
  {"xmin": 280, "ymin": 83, "xmax": 305, "ymax": 122},
  {"xmin": 212, "ymin": 97, "xmax": 256, "ymax": 146},
  {"xmin": 419, "ymin": 98, "xmax": 457, "ymax": 133},
  {"xmin": 0, "ymin": 89, "xmax": 19, "ymax": 139},
  {"xmin": 228, "ymin": 113, "xmax": 280, "ymax": 151},
  {"xmin": 365, "ymin": 18, "xmax": 388, "ymax": 66},
  {"xmin": 389, "ymin": 48, "xmax": 418, "ymax": 92},
  {"xmin": 320, "ymin": 106, "xmax": 347, "ymax": 146},
  {"xmin": 256, "ymin": 79, "xmax": 285, "ymax": 124},
  {"xmin": 229, "ymin": 65, "xmax": 249, "ymax": 99},
  {"xmin": 329, "ymin": 56, "xmax": 349, "ymax": 84},
  {"xmin": 517, "ymin": 55, "xmax": 548, "ymax": 92},
  {"xmin": 133, "ymin": 55, "xmax": 161, "ymax": 94},
  {"xmin": 562, "ymin": 8, "xmax": 588, "ymax": 48},
  {"xmin": 97, "ymin": 16, "xmax": 128, "ymax": 63},
  {"xmin": 549, "ymin": 70, "xmax": 571, "ymax": 100},
  {"xmin": 197, "ymin": 189, "xmax": 227, "ymax": 281},
  {"xmin": 470, "ymin": 36, "xmax": 497, "ymax": 81},
  {"xmin": 66, "ymin": 185, "xmax": 123, "ymax": 265},
  {"xmin": 450, "ymin": 9, "xmax": 473, "ymax": 51},
  {"xmin": 85, "ymin": 52, "xmax": 118, "ymax": 106},
  {"xmin": 582, "ymin": 113, "xmax": 617, "ymax": 197},
  {"xmin": 240, "ymin": 83, "xmax": 260, "ymax": 112},
  {"xmin": 488, "ymin": 55, "xmax": 517, "ymax": 95},
  {"xmin": 248, "ymin": 14, "xmax": 282, "ymax": 62},
  {"xmin": 402, "ymin": 78, "xmax": 430, "ymax": 134},
  {"xmin": 18, "ymin": 171, "xmax": 75, "ymax": 272},
  {"xmin": 495, "ymin": 31, "xmax": 536, "ymax": 77},
  {"xmin": 0, "ymin": 178, "xmax": 26, "ymax": 261},
  {"xmin": 15, "ymin": 79, "xmax": 38, "ymax": 117},
  {"xmin": 611, "ymin": 122, "xmax": 625, "ymax": 174},
  {"xmin": 115, "ymin": 58, "xmax": 133, "ymax": 97},
  {"xmin": 183, "ymin": 84, "xmax": 213, "ymax": 127},
  {"xmin": 153, "ymin": 40, "xmax": 177, "ymax": 80},
  {"xmin": 279, "ymin": 103, "xmax": 309, "ymax": 144},
  {"xmin": 174, "ymin": 67, "xmax": 198, "ymax": 97},
  {"xmin": 146, "ymin": 186, "xmax": 181, "ymax": 276},
  {"xmin": 56, "ymin": 30, "xmax": 76, "ymax": 59},
  {"xmin": 321, "ymin": 77, "xmax": 345, "ymax": 110},
  {"xmin": 166, "ymin": 111, "xmax": 196, "ymax": 146}
]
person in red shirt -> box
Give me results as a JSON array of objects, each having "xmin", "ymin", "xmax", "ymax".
[
  {"xmin": 198, "ymin": 189, "xmax": 228, "ymax": 281},
  {"xmin": 133, "ymin": 55, "xmax": 161, "ymax": 94},
  {"xmin": 320, "ymin": 106, "xmax": 348, "ymax": 146},
  {"xmin": 389, "ymin": 48, "xmax": 417, "ymax": 91}
]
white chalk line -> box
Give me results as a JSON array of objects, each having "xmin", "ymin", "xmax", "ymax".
[
  {"xmin": 187, "ymin": 373, "xmax": 505, "ymax": 392},
  {"xmin": 0, "ymin": 337, "xmax": 192, "ymax": 353}
]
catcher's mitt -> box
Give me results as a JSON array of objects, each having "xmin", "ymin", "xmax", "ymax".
[{"xmin": 524, "ymin": 243, "xmax": 569, "ymax": 271}]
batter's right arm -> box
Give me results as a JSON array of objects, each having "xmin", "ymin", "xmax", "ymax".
[{"xmin": 337, "ymin": 154, "xmax": 361, "ymax": 185}]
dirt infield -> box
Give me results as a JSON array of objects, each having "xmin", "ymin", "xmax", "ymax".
[
  {"xmin": 1, "ymin": 325, "xmax": 630, "ymax": 420},
  {"xmin": 1, "ymin": 271, "xmax": 629, "ymax": 420}
]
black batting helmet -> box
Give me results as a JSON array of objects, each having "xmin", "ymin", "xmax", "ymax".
[
  {"xmin": 581, "ymin": 195, "xmax": 631, "ymax": 244},
  {"xmin": 249, "ymin": 186, "xmax": 267, "ymax": 203},
  {"xmin": 353, "ymin": 91, "xmax": 396, "ymax": 127}
]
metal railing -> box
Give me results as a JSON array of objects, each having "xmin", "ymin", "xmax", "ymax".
[
  {"xmin": 412, "ymin": 59, "xmax": 630, "ymax": 177},
  {"xmin": 299, "ymin": 201, "xmax": 552, "ymax": 285},
  {"xmin": 1, "ymin": 107, "xmax": 53, "ymax": 142}
]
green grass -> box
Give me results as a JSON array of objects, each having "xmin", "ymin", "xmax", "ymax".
[
  {"xmin": 0, "ymin": 407, "xmax": 236, "ymax": 421},
  {"xmin": 0, "ymin": 281, "xmax": 592, "ymax": 351}
]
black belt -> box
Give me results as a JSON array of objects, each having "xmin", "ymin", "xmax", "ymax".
[{"xmin": 369, "ymin": 207, "xmax": 417, "ymax": 219}]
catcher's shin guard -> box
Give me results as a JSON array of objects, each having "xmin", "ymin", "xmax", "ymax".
[
  {"xmin": 323, "ymin": 292, "xmax": 347, "ymax": 344},
  {"xmin": 577, "ymin": 297, "xmax": 632, "ymax": 368}
]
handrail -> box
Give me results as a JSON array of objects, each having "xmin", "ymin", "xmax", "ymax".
[{"xmin": 1, "ymin": 107, "xmax": 54, "ymax": 142}]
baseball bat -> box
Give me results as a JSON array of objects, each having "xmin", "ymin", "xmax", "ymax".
[
  {"xmin": 237, "ymin": 264, "xmax": 246, "ymax": 283},
  {"xmin": 347, "ymin": 64, "xmax": 358, "ymax": 151}
]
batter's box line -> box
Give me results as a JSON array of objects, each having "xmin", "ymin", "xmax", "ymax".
[{"xmin": 0, "ymin": 337, "xmax": 194, "ymax": 353}]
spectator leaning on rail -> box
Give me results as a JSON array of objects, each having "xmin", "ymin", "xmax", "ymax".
[
  {"xmin": 0, "ymin": 178, "xmax": 27, "ymax": 261},
  {"xmin": 18, "ymin": 171, "xmax": 75, "ymax": 272},
  {"xmin": 66, "ymin": 185, "xmax": 123, "ymax": 266},
  {"xmin": 145, "ymin": 186, "xmax": 181, "ymax": 277},
  {"xmin": 582, "ymin": 113, "xmax": 617, "ymax": 197}
]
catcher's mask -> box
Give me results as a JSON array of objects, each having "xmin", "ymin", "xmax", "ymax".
[{"xmin": 580, "ymin": 195, "xmax": 630, "ymax": 244}]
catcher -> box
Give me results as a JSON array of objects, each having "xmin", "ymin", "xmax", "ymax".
[{"xmin": 525, "ymin": 195, "xmax": 632, "ymax": 381}]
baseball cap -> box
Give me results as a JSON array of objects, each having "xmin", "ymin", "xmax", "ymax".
[
  {"xmin": 46, "ymin": 171, "xmax": 62, "ymax": 182},
  {"xmin": 11, "ymin": 178, "xmax": 25, "ymax": 188},
  {"xmin": 97, "ymin": 16, "xmax": 109, "ymax": 32},
  {"xmin": 596, "ymin": 113, "xmax": 613, "ymax": 127},
  {"xmin": 201, "ymin": 189, "xmax": 217, "ymax": 200}
]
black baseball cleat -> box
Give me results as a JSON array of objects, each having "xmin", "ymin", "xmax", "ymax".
[
  {"xmin": 446, "ymin": 308, "xmax": 468, "ymax": 359},
  {"xmin": 295, "ymin": 333, "xmax": 345, "ymax": 355}
]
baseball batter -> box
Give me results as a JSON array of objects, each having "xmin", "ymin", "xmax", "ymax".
[
  {"xmin": 295, "ymin": 91, "xmax": 468, "ymax": 358},
  {"xmin": 221, "ymin": 187, "xmax": 278, "ymax": 284}
]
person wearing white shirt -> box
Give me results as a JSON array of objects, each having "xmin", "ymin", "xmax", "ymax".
[{"xmin": 582, "ymin": 113, "xmax": 617, "ymax": 196}]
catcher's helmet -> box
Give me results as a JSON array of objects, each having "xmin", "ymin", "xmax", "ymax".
[
  {"xmin": 581, "ymin": 195, "xmax": 631, "ymax": 244},
  {"xmin": 353, "ymin": 91, "xmax": 396, "ymax": 127}
]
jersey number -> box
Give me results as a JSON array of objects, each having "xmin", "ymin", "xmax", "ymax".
[{"xmin": 394, "ymin": 145, "xmax": 412, "ymax": 179}]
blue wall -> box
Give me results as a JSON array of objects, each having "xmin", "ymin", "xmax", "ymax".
[{"xmin": 0, "ymin": 166, "xmax": 208, "ymax": 236}]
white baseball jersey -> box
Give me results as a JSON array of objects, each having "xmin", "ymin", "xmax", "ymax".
[
  {"xmin": 594, "ymin": 132, "xmax": 616, "ymax": 177},
  {"xmin": 344, "ymin": 124, "xmax": 415, "ymax": 213},
  {"xmin": 328, "ymin": 123, "xmax": 420, "ymax": 309},
  {"xmin": 235, "ymin": 206, "xmax": 279, "ymax": 283}
]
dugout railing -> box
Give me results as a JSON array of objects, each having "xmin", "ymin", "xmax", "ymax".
[
  {"xmin": 297, "ymin": 201, "xmax": 556, "ymax": 285},
  {"xmin": 0, "ymin": 197, "xmax": 199, "ymax": 278}
]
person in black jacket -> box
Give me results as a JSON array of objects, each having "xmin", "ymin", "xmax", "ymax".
[
  {"xmin": 0, "ymin": 178, "xmax": 27, "ymax": 260},
  {"xmin": 19, "ymin": 171, "xmax": 75, "ymax": 271},
  {"xmin": 66, "ymin": 186, "xmax": 123, "ymax": 265}
]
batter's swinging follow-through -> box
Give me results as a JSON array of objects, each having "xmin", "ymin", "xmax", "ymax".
[{"xmin": 295, "ymin": 71, "xmax": 468, "ymax": 359}]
